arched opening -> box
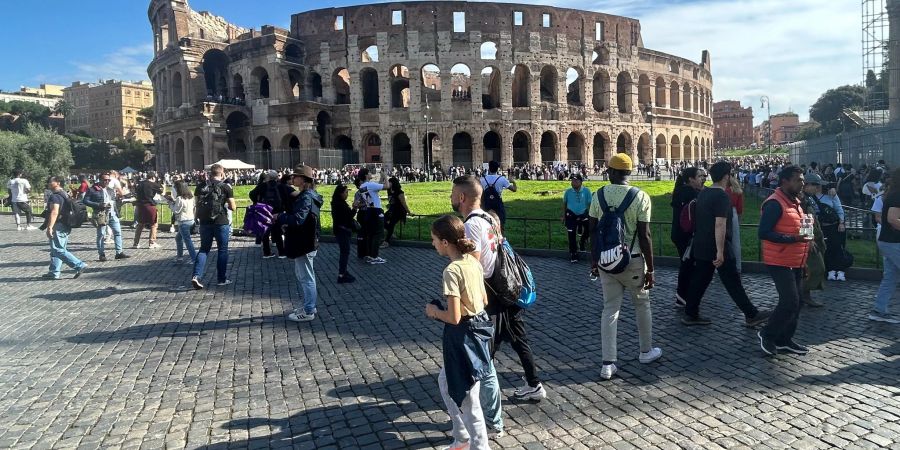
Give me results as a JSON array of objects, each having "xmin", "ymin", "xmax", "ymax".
[
  {"xmin": 332, "ymin": 68, "xmax": 350, "ymax": 105},
  {"xmin": 421, "ymin": 64, "xmax": 441, "ymax": 103},
  {"xmin": 655, "ymin": 77, "xmax": 666, "ymax": 108},
  {"xmin": 310, "ymin": 72, "xmax": 323, "ymax": 99},
  {"xmin": 251, "ymin": 67, "xmax": 270, "ymax": 99},
  {"xmin": 539, "ymin": 65, "xmax": 558, "ymax": 103},
  {"xmin": 189, "ymin": 136, "xmax": 203, "ymax": 170},
  {"xmin": 670, "ymin": 135, "xmax": 682, "ymax": 160},
  {"xmin": 593, "ymin": 132, "xmax": 609, "ymax": 163},
  {"xmin": 450, "ymin": 63, "xmax": 472, "ymax": 101},
  {"xmin": 616, "ymin": 131, "xmax": 631, "ymax": 154},
  {"xmin": 483, "ymin": 131, "xmax": 501, "ymax": 163},
  {"xmin": 592, "ymin": 46, "xmax": 610, "ymax": 65},
  {"xmin": 390, "ymin": 65, "xmax": 410, "ymax": 108},
  {"xmin": 201, "ymin": 49, "xmax": 229, "ymax": 97},
  {"xmin": 287, "ymin": 69, "xmax": 303, "ymax": 101},
  {"xmin": 361, "ymin": 45, "xmax": 379, "ymax": 63},
  {"xmin": 171, "ymin": 72, "xmax": 183, "ymax": 106},
  {"xmin": 616, "ymin": 71, "xmax": 633, "ymax": 113},
  {"xmin": 335, "ymin": 135, "xmax": 355, "ymax": 165},
  {"xmin": 540, "ymin": 131, "xmax": 557, "ymax": 163},
  {"xmin": 225, "ymin": 111, "xmax": 250, "ymax": 155},
  {"xmin": 284, "ymin": 43, "xmax": 303, "ymax": 62},
  {"xmin": 655, "ymin": 134, "xmax": 667, "ymax": 158},
  {"xmin": 637, "ymin": 133, "xmax": 651, "ymax": 163},
  {"xmin": 316, "ymin": 111, "xmax": 332, "ymax": 148},
  {"xmin": 452, "ymin": 132, "xmax": 473, "ymax": 167},
  {"xmin": 683, "ymin": 135, "xmax": 693, "ymax": 160},
  {"xmin": 593, "ymin": 71, "xmax": 610, "ymax": 112},
  {"xmin": 422, "ymin": 133, "xmax": 441, "ymax": 168},
  {"xmin": 670, "ymin": 81, "xmax": 680, "ymax": 109},
  {"xmin": 254, "ymin": 136, "xmax": 272, "ymax": 151},
  {"xmin": 360, "ymin": 68, "xmax": 379, "ymax": 109},
  {"xmin": 511, "ymin": 64, "xmax": 531, "ymax": 107},
  {"xmin": 682, "ymin": 85, "xmax": 691, "ymax": 113},
  {"xmin": 232, "ymin": 74, "xmax": 245, "ymax": 101},
  {"xmin": 694, "ymin": 137, "xmax": 701, "ymax": 158},
  {"xmin": 279, "ymin": 134, "xmax": 301, "ymax": 168},
  {"xmin": 566, "ymin": 132, "xmax": 585, "ymax": 162},
  {"xmin": 253, "ymin": 136, "xmax": 272, "ymax": 168},
  {"xmin": 481, "ymin": 67, "xmax": 501, "ymax": 109},
  {"xmin": 513, "ymin": 131, "xmax": 530, "ymax": 164},
  {"xmin": 393, "ymin": 133, "xmax": 412, "ymax": 166},
  {"xmin": 638, "ymin": 74, "xmax": 651, "ymax": 107},
  {"xmin": 175, "ymin": 138, "xmax": 185, "ymax": 171},
  {"xmin": 364, "ymin": 134, "xmax": 382, "ymax": 163},
  {"xmin": 566, "ymin": 67, "xmax": 583, "ymax": 106},
  {"xmin": 480, "ymin": 41, "xmax": 498, "ymax": 60},
  {"xmin": 692, "ymin": 88, "xmax": 699, "ymax": 113}
]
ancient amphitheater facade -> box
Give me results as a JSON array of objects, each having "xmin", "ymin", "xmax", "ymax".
[{"xmin": 148, "ymin": 0, "xmax": 714, "ymax": 171}]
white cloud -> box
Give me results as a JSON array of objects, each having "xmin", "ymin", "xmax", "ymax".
[{"xmin": 71, "ymin": 43, "xmax": 154, "ymax": 83}]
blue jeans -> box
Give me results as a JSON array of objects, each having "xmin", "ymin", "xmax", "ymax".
[
  {"xmin": 175, "ymin": 220, "xmax": 197, "ymax": 261},
  {"xmin": 478, "ymin": 362, "xmax": 503, "ymax": 431},
  {"xmin": 193, "ymin": 224, "xmax": 230, "ymax": 283},
  {"xmin": 875, "ymin": 241, "xmax": 900, "ymax": 314},
  {"xmin": 293, "ymin": 251, "xmax": 317, "ymax": 315},
  {"xmin": 49, "ymin": 226, "xmax": 84, "ymax": 276},
  {"xmin": 96, "ymin": 210, "xmax": 123, "ymax": 257}
]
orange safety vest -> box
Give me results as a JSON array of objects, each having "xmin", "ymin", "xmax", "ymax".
[{"xmin": 761, "ymin": 188, "xmax": 810, "ymax": 268}]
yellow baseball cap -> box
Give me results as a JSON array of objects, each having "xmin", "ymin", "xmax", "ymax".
[{"xmin": 608, "ymin": 153, "xmax": 633, "ymax": 171}]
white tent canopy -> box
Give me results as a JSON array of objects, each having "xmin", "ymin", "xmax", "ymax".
[
  {"xmin": 205, "ymin": 159, "xmax": 256, "ymax": 170},
  {"xmin": 120, "ymin": 166, "xmax": 138, "ymax": 174}
]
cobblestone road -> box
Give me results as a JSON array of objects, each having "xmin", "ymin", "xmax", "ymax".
[{"xmin": 0, "ymin": 225, "xmax": 897, "ymax": 449}]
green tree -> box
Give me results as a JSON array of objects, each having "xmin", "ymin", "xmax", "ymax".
[
  {"xmin": 136, "ymin": 107, "xmax": 154, "ymax": 128},
  {"xmin": 0, "ymin": 124, "xmax": 72, "ymax": 186},
  {"xmin": 808, "ymin": 85, "xmax": 866, "ymax": 135},
  {"xmin": 53, "ymin": 99, "xmax": 75, "ymax": 118}
]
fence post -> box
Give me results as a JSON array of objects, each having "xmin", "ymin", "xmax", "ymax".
[
  {"xmin": 547, "ymin": 219, "xmax": 551, "ymax": 249},
  {"xmin": 523, "ymin": 218, "xmax": 528, "ymax": 248}
]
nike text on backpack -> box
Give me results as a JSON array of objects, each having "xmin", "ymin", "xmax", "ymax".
[
  {"xmin": 200, "ymin": 182, "xmax": 227, "ymax": 221},
  {"xmin": 679, "ymin": 198, "xmax": 697, "ymax": 234},
  {"xmin": 62, "ymin": 196, "xmax": 88, "ymax": 228},
  {"xmin": 481, "ymin": 177, "xmax": 503, "ymax": 216},
  {"xmin": 591, "ymin": 186, "xmax": 639, "ymax": 274},
  {"xmin": 465, "ymin": 213, "xmax": 538, "ymax": 309},
  {"xmin": 243, "ymin": 203, "xmax": 274, "ymax": 237}
]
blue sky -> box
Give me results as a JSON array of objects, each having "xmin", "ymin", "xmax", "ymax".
[{"xmin": 0, "ymin": 0, "xmax": 861, "ymax": 124}]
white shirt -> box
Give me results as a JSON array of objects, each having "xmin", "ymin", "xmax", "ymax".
[
  {"xmin": 360, "ymin": 181, "xmax": 384, "ymax": 209},
  {"xmin": 464, "ymin": 209, "xmax": 499, "ymax": 278},
  {"xmin": 107, "ymin": 178, "xmax": 121, "ymax": 199},
  {"xmin": 873, "ymin": 194, "xmax": 884, "ymax": 239},
  {"xmin": 7, "ymin": 178, "xmax": 30, "ymax": 203},
  {"xmin": 481, "ymin": 174, "xmax": 511, "ymax": 197},
  {"xmin": 863, "ymin": 181, "xmax": 883, "ymax": 199}
]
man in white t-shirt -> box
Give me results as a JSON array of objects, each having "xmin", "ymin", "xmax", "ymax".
[
  {"xmin": 8, "ymin": 170, "xmax": 35, "ymax": 231},
  {"xmin": 356, "ymin": 167, "xmax": 391, "ymax": 264},
  {"xmin": 480, "ymin": 161, "xmax": 517, "ymax": 226}
]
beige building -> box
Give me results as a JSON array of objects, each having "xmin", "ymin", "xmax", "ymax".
[{"xmin": 64, "ymin": 80, "xmax": 154, "ymax": 142}]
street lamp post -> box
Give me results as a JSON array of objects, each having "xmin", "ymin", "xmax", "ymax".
[
  {"xmin": 760, "ymin": 95, "xmax": 771, "ymax": 155},
  {"xmin": 424, "ymin": 96, "xmax": 431, "ymax": 180}
]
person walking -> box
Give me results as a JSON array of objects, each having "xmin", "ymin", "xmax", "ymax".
[
  {"xmin": 480, "ymin": 160, "xmax": 517, "ymax": 227},
  {"xmin": 562, "ymin": 174, "xmax": 592, "ymax": 262},
  {"xmin": 757, "ymin": 166, "xmax": 813, "ymax": 356},
  {"xmin": 589, "ymin": 154, "xmax": 662, "ymax": 380},
  {"xmin": 191, "ymin": 164, "xmax": 236, "ymax": 289},
  {"xmin": 41, "ymin": 176, "xmax": 87, "ymax": 280},
  {"xmin": 331, "ymin": 184, "xmax": 357, "ymax": 284},
  {"xmin": 281, "ymin": 165, "xmax": 323, "ymax": 322},
  {"xmin": 670, "ymin": 167, "xmax": 707, "ymax": 307},
  {"xmin": 249, "ymin": 170, "xmax": 286, "ymax": 258},
  {"xmin": 383, "ymin": 177, "xmax": 410, "ymax": 247},
  {"xmin": 680, "ymin": 162, "xmax": 771, "ymax": 327},
  {"xmin": 166, "ymin": 180, "xmax": 197, "ymax": 264},
  {"xmin": 82, "ymin": 172, "xmax": 130, "ymax": 262},
  {"xmin": 132, "ymin": 172, "xmax": 163, "ymax": 249},
  {"xmin": 870, "ymin": 167, "xmax": 900, "ymax": 324},
  {"xmin": 424, "ymin": 215, "xmax": 493, "ymax": 450},
  {"xmin": 8, "ymin": 170, "xmax": 36, "ymax": 231}
]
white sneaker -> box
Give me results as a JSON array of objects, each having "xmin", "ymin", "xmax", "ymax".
[
  {"xmin": 217, "ymin": 279, "xmax": 232, "ymax": 286},
  {"xmin": 827, "ymin": 271, "xmax": 836, "ymax": 281},
  {"xmin": 369, "ymin": 257, "xmax": 387, "ymax": 264},
  {"xmin": 16, "ymin": 225, "xmax": 23, "ymax": 231},
  {"xmin": 287, "ymin": 311, "xmax": 315, "ymax": 322},
  {"xmin": 148, "ymin": 243, "xmax": 161, "ymax": 249},
  {"xmin": 25, "ymin": 225, "xmax": 37, "ymax": 231},
  {"xmin": 487, "ymin": 428, "xmax": 505, "ymax": 439},
  {"xmin": 600, "ymin": 363, "xmax": 618, "ymax": 380},
  {"xmin": 512, "ymin": 382, "xmax": 547, "ymax": 401},
  {"xmin": 639, "ymin": 347, "xmax": 663, "ymax": 364},
  {"xmin": 836, "ymin": 271, "xmax": 846, "ymax": 281}
]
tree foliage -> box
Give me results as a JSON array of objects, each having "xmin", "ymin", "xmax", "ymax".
[
  {"xmin": 71, "ymin": 138, "xmax": 152, "ymax": 170},
  {"xmin": 0, "ymin": 124, "xmax": 73, "ymax": 186},
  {"xmin": 808, "ymin": 85, "xmax": 866, "ymax": 137}
]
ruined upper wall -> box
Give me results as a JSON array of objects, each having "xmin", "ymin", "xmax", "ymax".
[{"xmin": 189, "ymin": 10, "xmax": 248, "ymax": 43}]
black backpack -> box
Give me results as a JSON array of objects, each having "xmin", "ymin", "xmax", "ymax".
[
  {"xmin": 198, "ymin": 181, "xmax": 227, "ymax": 221},
  {"xmin": 60, "ymin": 194, "xmax": 88, "ymax": 228},
  {"xmin": 262, "ymin": 182, "xmax": 282, "ymax": 211},
  {"xmin": 482, "ymin": 176, "xmax": 504, "ymax": 215}
]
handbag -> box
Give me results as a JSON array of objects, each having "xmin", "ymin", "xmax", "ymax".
[{"xmin": 93, "ymin": 209, "xmax": 109, "ymax": 227}]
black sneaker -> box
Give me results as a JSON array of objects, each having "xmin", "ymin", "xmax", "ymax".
[
  {"xmin": 758, "ymin": 331, "xmax": 777, "ymax": 356},
  {"xmin": 569, "ymin": 253, "xmax": 578, "ymax": 263},
  {"xmin": 73, "ymin": 265, "xmax": 87, "ymax": 279},
  {"xmin": 115, "ymin": 253, "xmax": 131, "ymax": 260},
  {"xmin": 776, "ymin": 340, "xmax": 809, "ymax": 355},
  {"xmin": 745, "ymin": 309, "xmax": 772, "ymax": 327},
  {"xmin": 337, "ymin": 274, "xmax": 356, "ymax": 284},
  {"xmin": 681, "ymin": 314, "xmax": 712, "ymax": 326},
  {"xmin": 99, "ymin": 254, "xmax": 108, "ymax": 262}
]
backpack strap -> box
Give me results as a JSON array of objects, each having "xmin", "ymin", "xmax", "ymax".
[
  {"xmin": 488, "ymin": 176, "xmax": 503, "ymax": 189},
  {"xmin": 616, "ymin": 187, "xmax": 640, "ymax": 216},
  {"xmin": 596, "ymin": 186, "xmax": 610, "ymax": 212}
]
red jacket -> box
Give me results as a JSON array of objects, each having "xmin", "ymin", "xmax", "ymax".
[{"xmin": 761, "ymin": 188, "xmax": 809, "ymax": 268}]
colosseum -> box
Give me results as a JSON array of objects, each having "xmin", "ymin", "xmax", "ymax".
[{"xmin": 147, "ymin": 0, "xmax": 714, "ymax": 172}]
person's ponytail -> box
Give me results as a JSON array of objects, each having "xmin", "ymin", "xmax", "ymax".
[{"xmin": 457, "ymin": 237, "xmax": 476, "ymax": 254}]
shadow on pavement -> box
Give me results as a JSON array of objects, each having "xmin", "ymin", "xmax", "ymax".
[{"xmin": 66, "ymin": 315, "xmax": 282, "ymax": 343}]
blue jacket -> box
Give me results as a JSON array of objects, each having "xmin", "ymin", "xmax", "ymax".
[
  {"xmin": 81, "ymin": 184, "xmax": 112, "ymax": 211},
  {"xmin": 280, "ymin": 189, "xmax": 323, "ymax": 258},
  {"xmin": 442, "ymin": 311, "xmax": 494, "ymax": 408}
]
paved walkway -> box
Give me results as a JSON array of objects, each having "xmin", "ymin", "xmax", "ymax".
[{"xmin": 0, "ymin": 225, "xmax": 897, "ymax": 450}]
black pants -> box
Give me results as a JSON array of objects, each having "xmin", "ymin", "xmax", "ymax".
[
  {"xmin": 761, "ymin": 265, "xmax": 803, "ymax": 345},
  {"xmin": 335, "ymin": 228, "xmax": 351, "ymax": 275},
  {"xmin": 262, "ymin": 225, "xmax": 285, "ymax": 257},
  {"xmin": 674, "ymin": 239, "xmax": 692, "ymax": 301},
  {"xmin": 685, "ymin": 258, "xmax": 758, "ymax": 319},
  {"xmin": 384, "ymin": 210, "xmax": 404, "ymax": 243},
  {"xmin": 490, "ymin": 306, "xmax": 540, "ymax": 387},
  {"xmin": 365, "ymin": 208, "xmax": 385, "ymax": 258},
  {"xmin": 12, "ymin": 202, "xmax": 33, "ymax": 224},
  {"xmin": 821, "ymin": 224, "xmax": 849, "ymax": 271},
  {"xmin": 564, "ymin": 210, "xmax": 589, "ymax": 256},
  {"xmin": 356, "ymin": 210, "xmax": 369, "ymax": 258}
]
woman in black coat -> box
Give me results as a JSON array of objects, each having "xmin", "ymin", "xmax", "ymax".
[
  {"xmin": 670, "ymin": 166, "xmax": 707, "ymax": 306},
  {"xmin": 331, "ymin": 184, "xmax": 357, "ymax": 283}
]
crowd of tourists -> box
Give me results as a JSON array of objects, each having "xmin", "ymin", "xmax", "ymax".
[{"xmin": 9, "ymin": 151, "xmax": 900, "ymax": 450}]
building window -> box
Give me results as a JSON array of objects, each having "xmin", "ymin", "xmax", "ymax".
[
  {"xmin": 453, "ymin": 12, "xmax": 465, "ymax": 32},
  {"xmin": 542, "ymin": 13, "xmax": 551, "ymax": 27},
  {"xmin": 595, "ymin": 22, "xmax": 603, "ymax": 40},
  {"xmin": 334, "ymin": 15, "xmax": 344, "ymax": 31},
  {"xmin": 513, "ymin": 11, "xmax": 523, "ymax": 26},
  {"xmin": 392, "ymin": 10, "xmax": 403, "ymax": 25}
]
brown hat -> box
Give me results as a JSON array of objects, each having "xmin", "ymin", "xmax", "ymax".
[{"xmin": 292, "ymin": 165, "xmax": 315, "ymax": 181}]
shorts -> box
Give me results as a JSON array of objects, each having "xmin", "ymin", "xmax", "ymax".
[{"xmin": 136, "ymin": 203, "xmax": 158, "ymax": 225}]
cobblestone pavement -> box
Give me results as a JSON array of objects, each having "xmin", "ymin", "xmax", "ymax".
[{"xmin": 0, "ymin": 225, "xmax": 897, "ymax": 450}]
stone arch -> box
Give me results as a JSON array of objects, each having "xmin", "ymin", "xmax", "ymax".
[
  {"xmin": 254, "ymin": 136, "xmax": 272, "ymax": 151},
  {"xmin": 361, "ymin": 44, "xmax": 379, "ymax": 63},
  {"xmin": 335, "ymin": 135, "xmax": 355, "ymax": 165},
  {"xmin": 452, "ymin": 132, "xmax": 473, "ymax": 167},
  {"xmin": 332, "ymin": 68, "xmax": 350, "ymax": 105},
  {"xmin": 171, "ymin": 72, "xmax": 183, "ymax": 106},
  {"xmin": 189, "ymin": 136, "xmax": 203, "ymax": 170},
  {"xmin": 450, "ymin": 63, "xmax": 472, "ymax": 101},
  {"xmin": 363, "ymin": 133, "xmax": 382, "ymax": 163},
  {"xmin": 201, "ymin": 49, "xmax": 229, "ymax": 97},
  {"xmin": 694, "ymin": 137, "xmax": 701, "ymax": 158},
  {"xmin": 655, "ymin": 134, "xmax": 667, "ymax": 158},
  {"xmin": 592, "ymin": 45, "xmax": 610, "ymax": 65},
  {"xmin": 174, "ymin": 138, "xmax": 185, "ymax": 170},
  {"xmin": 284, "ymin": 43, "xmax": 303, "ymax": 62},
  {"xmin": 390, "ymin": 64, "xmax": 410, "ymax": 108},
  {"xmin": 706, "ymin": 138, "xmax": 712, "ymax": 157},
  {"xmin": 513, "ymin": 131, "xmax": 531, "ymax": 164},
  {"xmin": 225, "ymin": 111, "xmax": 250, "ymax": 154},
  {"xmin": 539, "ymin": 65, "xmax": 558, "ymax": 103},
  {"xmin": 422, "ymin": 132, "xmax": 441, "ymax": 168},
  {"xmin": 682, "ymin": 84, "xmax": 691, "ymax": 113},
  {"xmin": 287, "ymin": 69, "xmax": 303, "ymax": 101},
  {"xmin": 393, "ymin": 132, "xmax": 412, "ymax": 166},
  {"xmin": 251, "ymin": 66, "xmax": 270, "ymax": 99},
  {"xmin": 360, "ymin": 68, "xmax": 379, "ymax": 109},
  {"xmin": 670, "ymin": 135, "xmax": 682, "ymax": 160},
  {"xmin": 592, "ymin": 70, "xmax": 610, "ymax": 112},
  {"xmin": 566, "ymin": 67, "xmax": 584, "ymax": 106},
  {"xmin": 232, "ymin": 74, "xmax": 245, "ymax": 101},
  {"xmin": 281, "ymin": 133, "xmax": 301, "ymax": 150},
  {"xmin": 566, "ymin": 131, "xmax": 585, "ymax": 162},
  {"xmin": 615, "ymin": 131, "xmax": 632, "ymax": 153},
  {"xmin": 593, "ymin": 132, "xmax": 610, "ymax": 162},
  {"xmin": 540, "ymin": 131, "xmax": 557, "ymax": 163},
  {"xmin": 683, "ymin": 135, "xmax": 693, "ymax": 160},
  {"xmin": 511, "ymin": 64, "xmax": 531, "ymax": 107},
  {"xmin": 616, "ymin": 71, "xmax": 633, "ymax": 113},
  {"xmin": 253, "ymin": 135, "xmax": 272, "ymax": 168},
  {"xmin": 692, "ymin": 88, "xmax": 699, "ymax": 113},
  {"xmin": 670, "ymin": 81, "xmax": 681, "ymax": 109},
  {"xmin": 421, "ymin": 64, "xmax": 441, "ymax": 103},
  {"xmin": 638, "ymin": 74, "xmax": 651, "ymax": 107},
  {"xmin": 483, "ymin": 131, "xmax": 502, "ymax": 164},
  {"xmin": 309, "ymin": 72, "xmax": 323, "ymax": 99},
  {"xmin": 637, "ymin": 132, "xmax": 651, "ymax": 163},
  {"xmin": 279, "ymin": 133, "xmax": 301, "ymax": 168},
  {"xmin": 655, "ymin": 77, "xmax": 666, "ymax": 107},
  {"xmin": 481, "ymin": 66, "xmax": 501, "ymax": 109},
  {"xmin": 480, "ymin": 41, "xmax": 497, "ymax": 60},
  {"xmin": 316, "ymin": 111, "xmax": 332, "ymax": 148}
]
